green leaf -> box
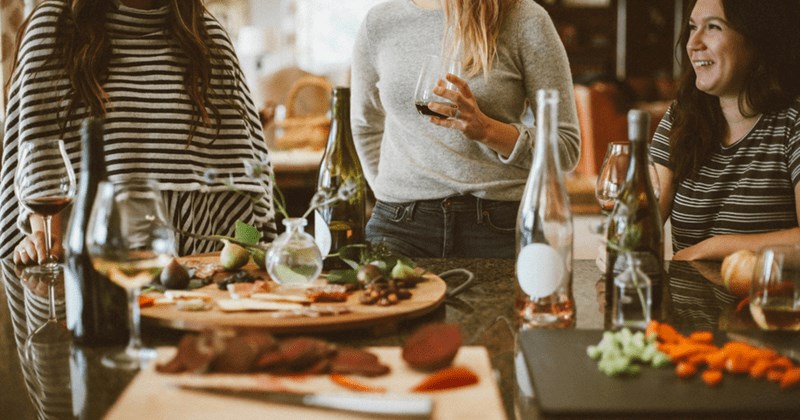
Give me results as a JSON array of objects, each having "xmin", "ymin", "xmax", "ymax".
[
  {"xmin": 326, "ymin": 269, "xmax": 358, "ymax": 284},
  {"xmin": 337, "ymin": 244, "xmax": 366, "ymax": 270},
  {"xmin": 234, "ymin": 220, "xmax": 262, "ymax": 245}
]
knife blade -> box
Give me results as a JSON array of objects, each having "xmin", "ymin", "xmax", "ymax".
[
  {"xmin": 179, "ymin": 384, "xmax": 433, "ymax": 418},
  {"xmin": 726, "ymin": 331, "xmax": 800, "ymax": 364}
]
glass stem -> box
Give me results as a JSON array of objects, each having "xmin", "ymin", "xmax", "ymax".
[
  {"xmin": 48, "ymin": 277, "xmax": 57, "ymax": 322},
  {"xmin": 41, "ymin": 215, "xmax": 54, "ymax": 265},
  {"xmin": 125, "ymin": 287, "xmax": 142, "ymax": 355}
]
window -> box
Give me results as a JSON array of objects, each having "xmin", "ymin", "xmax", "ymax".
[{"xmin": 294, "ymin": 0, "xmax": 387, "ymax": 75}]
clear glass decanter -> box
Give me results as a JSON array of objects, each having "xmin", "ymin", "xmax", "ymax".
[
  {"xmin": 612, "ymin": 252, "xmax": 652, "ymax": 330},
  {"xmin": 266, "ymin": 218, "xmax": 323, "ymax": 287}
]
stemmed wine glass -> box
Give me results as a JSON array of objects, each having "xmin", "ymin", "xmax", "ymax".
[
  {"xmin": 23, "ymin": 269, "xmax": 70, "ymax": 361},
  {"xmin": 86, "ymin": 179, "xmax": 175, "ymax": 369},
  {"xmin": 595, "ymin": 142, "xmax": 630, "ymax": 231},
  {"xmin": 21, "ymin": 269, "xmax": 72, "ymax": 419},
  {"xmin": 414, "ymin": 54, "xmax": 461, "ymax": 119},
  {"xmin": 14, "ymin": 139, "xmax": 77, "ymax": 274},
  {"xmin": 595, "ymin": 142, "xmax": 661, "ymax": 232}
]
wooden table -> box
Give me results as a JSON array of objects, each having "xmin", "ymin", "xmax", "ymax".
[{"xmin": 0, "ymin": 258, "xmax": 786, "ymax": 419}]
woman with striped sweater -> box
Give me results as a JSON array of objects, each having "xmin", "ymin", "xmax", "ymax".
[
  {"xmin": 651, "ymin": 0, "xmax": 800, "ymax": 260},
  {"xmin": 2, "ymin": 0, "xmax": 276, "ymax": 264}
]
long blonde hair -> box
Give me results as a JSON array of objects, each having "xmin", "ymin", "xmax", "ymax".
[{"xmin": 442, "ymin": 0, "xmax": 516, "ymax": 78}]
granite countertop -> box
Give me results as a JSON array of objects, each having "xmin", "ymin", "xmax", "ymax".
[{"xmin": 1, "ymin": 258, "xmax": 761, "ymax": 419}]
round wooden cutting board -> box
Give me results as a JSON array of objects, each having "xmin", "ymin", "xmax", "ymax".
[{"xmin": 141, "ymin": 254, "xmax": 447, "ymax": 334}]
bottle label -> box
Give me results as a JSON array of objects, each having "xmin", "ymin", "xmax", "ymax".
[
  {"xmin": 516, "ymin": 243, "xmax": 564, "ymax": 298},
  {"xmin": 314, "ymin": 210, "xmax": 331, "ymax": 257}
]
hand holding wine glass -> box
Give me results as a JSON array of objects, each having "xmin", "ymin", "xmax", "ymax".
[
  {"xmin": 86, "ymin": 179, "xmax": 175, "ymax": 369},
  {"xmin": 414, "ymin": 54, "xmax": 461, "ymax": 119},
  {"xmin": 14, "ymin": 140, "xmax": 76, "ymax": 272}
]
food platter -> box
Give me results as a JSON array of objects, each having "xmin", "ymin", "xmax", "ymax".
[
  {"xmin": 141, "ymin": 254, "xmax": 448, "ymax": 334},
  {"xmin": 106, "ymin": 346, "xmax": 505, "ymax": 420}
]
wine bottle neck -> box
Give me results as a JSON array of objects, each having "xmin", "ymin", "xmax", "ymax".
[
  {"xmin": 81, "ymin": 118, "xmax": 107, "ymax": 180},
  {"xmin": 325, "ymin": 88, "xmax": 353, "ymax": 151},
  {"xmin": 532, "ymin": 89, "xmax": 560, "ymax": 168}
]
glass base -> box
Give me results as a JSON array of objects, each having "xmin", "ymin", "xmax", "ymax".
[
  {"xmin": 24, "ymin": 263, "xmax": 61, "ymax": 275},
  {"xmin": 102, "ymin": 346, "xmax": 157, "ymax": 370}
]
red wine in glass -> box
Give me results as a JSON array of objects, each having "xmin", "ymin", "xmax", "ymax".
[
  {"xmin": 24, "ymin": 196, "xmax": 74, "ymax": 216},
  {"xmin": 415, "ymin": 101, "xmax": 456, "ymax": 119},
  {"xmin": 413, "ymin": 54, "xmax": 461, "ymax": 118},
  {"xmin": 14, "ymin": 139, "xmax": 77, "ymax": 274}
]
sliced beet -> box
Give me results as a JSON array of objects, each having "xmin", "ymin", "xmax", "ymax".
[{"xmin": 402, "ymin": 323, "xmax": 463, "ymax": 371}]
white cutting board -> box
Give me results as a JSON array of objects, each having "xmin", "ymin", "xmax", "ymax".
[{"xmin": 105, "ymin": 346, "xmax": 505, "ymax": 420}]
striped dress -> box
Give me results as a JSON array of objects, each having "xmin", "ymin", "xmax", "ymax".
[
  {"xmin": 650, "ymin": 98, "xmax": 800, "ymax": 251},
  {"xmin": 0, "ymin": 0, "xmax": 276, "ymax": 258}
]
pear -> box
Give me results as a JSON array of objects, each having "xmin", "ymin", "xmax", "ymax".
[{"xmin": 220, "ymin": 240, "xmax": 249, "ymax": 271}]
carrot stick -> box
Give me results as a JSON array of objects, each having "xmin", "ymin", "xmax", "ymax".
[
  {"xmin": 675, "ymin": 362, "xmax": 697, "ymax": 379},
  {"xmin": 329, "ymin": 373, "xmax": 386, "ymax": 393},
  {"xmin": 702, "ymin": 369, "xmax": 723, "ymax": 387},
  {"xmin": 705, "ymin": 351, "xmax": 727, "ymax": 370},
  {"xmin": 687, "ymin": 331, "xmax": 714, "ymax": 345},
  {"xmin": 779, "ymin": 368, "xmax": 800, "ymax": 390},
  {"xmin": 410, "ymin": 366, "xmax": 479, "ymax": 392},
  {"xmin": 645, "ymin": 320, "xmax": 659, "ymax": 339}
]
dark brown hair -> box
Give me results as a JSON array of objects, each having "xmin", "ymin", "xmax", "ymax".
[
  {"xmin": 8, "ymin": 0, "xmax": 237, "ymax": 143},
  {"xmin": 669, "ymin": 0, "xmax": 800, "ymax": 182}
]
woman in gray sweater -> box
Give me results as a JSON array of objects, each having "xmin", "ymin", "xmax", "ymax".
[{"xmin": 351, "ymin": 0, "xmax": 579, "ymax": 258}]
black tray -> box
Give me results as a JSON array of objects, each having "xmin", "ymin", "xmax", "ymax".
[{"xmin": 519, "ymin": 329, "xmax": 800, "ymax": 415}]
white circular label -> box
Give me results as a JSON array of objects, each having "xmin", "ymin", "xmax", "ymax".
[
  {"xmin": 314, "ymin": 211, "xmax": 331, "ymax": 257},
  {"xmin": 516, "ymin": 243, "xmax": 564, "ymax": 298}
]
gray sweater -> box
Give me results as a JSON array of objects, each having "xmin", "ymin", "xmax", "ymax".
[{"xmin": 351, "ymin": 0, "xmax": 580, "ymax": 202}]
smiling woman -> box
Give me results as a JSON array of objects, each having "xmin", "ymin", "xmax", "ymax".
[{"xmin": 649, "ymin": 0, "xmax": 800, "ymax": 261}]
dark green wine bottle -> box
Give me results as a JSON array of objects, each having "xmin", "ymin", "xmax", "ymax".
[
  {"xmin": 64, "ymin": 118, "xmax": 129, "ymax": 346},
  {"xmin": 605, "ymin": 110, "xmax": 664, "ymax": 322},
  {"xmin": 315, "ymin": 87, "xmax": 366, "ymax": 270}
]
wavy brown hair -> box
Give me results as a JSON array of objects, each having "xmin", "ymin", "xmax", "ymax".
[
  {"xmin": 669, "ymin": 0, "xmax": 800, "ymax": 182},
  {"xmin": 8, "ymin": 0, "xmax": 235, "ymax": 143},
  {"xmin": 441, "ymin": 0, "xmax": 516, "ymax": 78}
]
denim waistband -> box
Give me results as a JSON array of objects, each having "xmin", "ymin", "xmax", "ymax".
[{"xmin": 414, "ymin": 195, "xmax": 518, "ymax": 210}]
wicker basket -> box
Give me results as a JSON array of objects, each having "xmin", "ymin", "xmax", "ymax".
[{"xmin": 275, "ymin": 75, "xmax": 332, "ymax": 150}]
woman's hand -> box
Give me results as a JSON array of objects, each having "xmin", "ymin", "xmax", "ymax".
[
  {"xmin": 427, "ymin": 73, "xmax": 519, "ymax": 157},
  {"xmin": 13, "ymin": 231, "xmax": 63, "ymax": 266}
]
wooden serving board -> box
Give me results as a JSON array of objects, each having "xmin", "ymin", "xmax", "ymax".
[
  {"xmin": 141, "ymin": 254, "xmax": 447, "ymax": 334},
  {"xmin": 105, "ymin": 346, "xmax": 506, "ymax": 420}
]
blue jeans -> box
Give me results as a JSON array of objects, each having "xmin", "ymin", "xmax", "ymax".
[{"xmin": 366, "ymin": 196, "xmax": 518, "ymax": 258}]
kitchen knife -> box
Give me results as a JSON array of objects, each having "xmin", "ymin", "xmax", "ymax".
[
  {"xmin": 726, "ymin": 331, "xmax": 800, "ymax": 364},
  {"xmin": 179, "ymin": 384, "xmax": 433, "ymax": 418}
]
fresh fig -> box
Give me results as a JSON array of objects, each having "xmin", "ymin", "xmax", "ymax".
[
  {"xmin": 160, "ymin": 258, "xmax": 190, "ymax": 289},
  {"xmin": 248, "ymin": 247, "xmax": 267, "ymax": 271},
  {"xmin": 220, "ymin": 240, "xmax": 249, "ymax": 271},
  {"xmin": 390, "ymin": 260, "xmax": 417, "ymax": 281}
]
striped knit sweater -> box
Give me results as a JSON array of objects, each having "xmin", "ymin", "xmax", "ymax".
[
  {"xmin": 650, "ymin": 98, "xmax": 800, "ymax": 251},
  {"xmin": 0, "ymin": 0, "xmax": 276, "ymax": 258}
]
